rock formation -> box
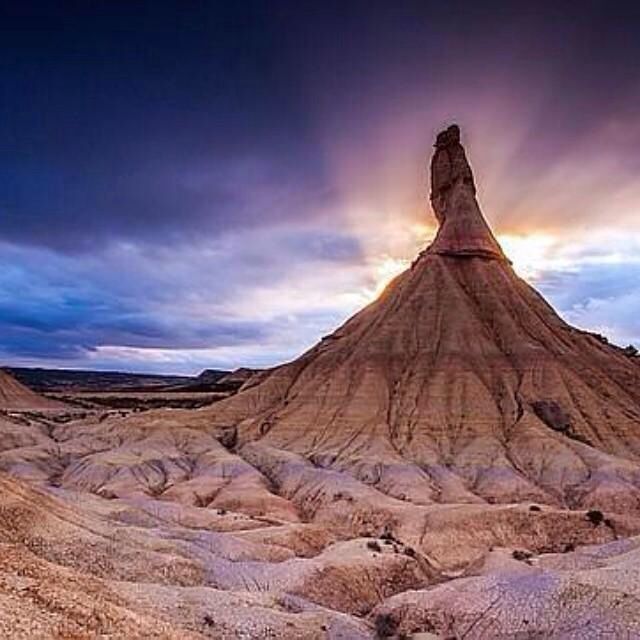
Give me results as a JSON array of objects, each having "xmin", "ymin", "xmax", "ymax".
[
  {"xmin": 182, "ymin": 125, "xmax": 640, "ymax": 513},
  {"xmin": 2, "ymin": 125, "xmax": 640, "ymax": 638}
]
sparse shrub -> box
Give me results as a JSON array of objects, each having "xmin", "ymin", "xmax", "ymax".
[
  {"xmin": 404, "ymin": 546, "xmax": 416, "ymax": 558},
  {"xmin": 563, "ymin": 542, "xmax": 575, "ymax": 553},
  {"xmin": 529, "ymin": 505, "xmax": 541, "ymax": 512},
  {"xmin": 374, "ymin": 613, "xmax": 398, "ymax": 638},
  {"xmin": 217, "ymin": 508, "xmax": 227, "ymax": 516},
  {"xmin": 512, "ymin": 549, "xmax": 533, "ymax": 562},
  {"xmin": 148, "ymin": 485, "xmax": 165, "ymax": 497},
  {"xmin": 203, "ymin": 614, "xmax": 214, "ymax": 627},
  {"xmin": 218, "ymin": 426, "xmax": 237, "ymax": 449},
  {"xmin": 380, "ymin": 529, "xmax": 397, "ymax": 543},
  {"xmin": 193, "ymin": 495, "xmax": 208, "ymax": 508},
  {"xmin": 586, "ymin": 509, "xmax": 604, "ymax": 526},
  {"xmin": 367, "ymin": 540, "xmax": 382, "ymax": 553}
]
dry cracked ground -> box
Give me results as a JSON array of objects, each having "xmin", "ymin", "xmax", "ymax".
[{"xmin": 2, "ymin": 405, "xmax": 640, "ymax": 639}]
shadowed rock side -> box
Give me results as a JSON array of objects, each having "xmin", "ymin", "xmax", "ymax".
[{"xmin": 2, "ymin": 125, "xmax": 640, "ymax": 638}]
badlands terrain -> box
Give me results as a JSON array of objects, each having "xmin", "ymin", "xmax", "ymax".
[{"xmin": 2, "ymin": 125, "xmax": 640, "ymax": 638}]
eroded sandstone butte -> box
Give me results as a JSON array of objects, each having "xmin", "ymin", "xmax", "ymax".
[{"xmin": 2, "ymin": 126, "xmax": 640, "ymax": 638}]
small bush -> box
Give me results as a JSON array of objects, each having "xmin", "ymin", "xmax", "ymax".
[
  {"xmin": 563, "ymin": 542, "xmax": 575, "ymax": 553},
  {"xmin": 367, "ymin": 540, "xmax": 382, "ymax": 553},
  {"xmin": 512, "ymin": 549, "xmax": 533, "ymax": 562},
  {"xmin": 586, "ymin": 509, "xmax": 604, "ymax": 526},
  {"xmin": 194, "ymin": 495, "xmax": 209, "ymax": 508},
  {"xmin": 374, "ymin": 613, "xmax": 398, "ymax": 638},
  {"xmin": 404, "ymin": 546, "xmax": 416, "ymax": 558},
  {"xmin": 529, "ymin": 505, "xmax": 541, "ymax": 512}
]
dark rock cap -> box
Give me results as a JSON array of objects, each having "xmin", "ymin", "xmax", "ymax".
[
  {"xmin": 428, "ymin": 125, "xmax": 506, "ymax": 260},
  {"xmin": 434, "ymin": 124, "xmax": 461, "ymax": 148}
]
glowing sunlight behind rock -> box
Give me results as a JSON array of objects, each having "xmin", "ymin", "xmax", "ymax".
[{"xmin": 497, "ymin": 232, "xmax": 558, "ymax": 280}]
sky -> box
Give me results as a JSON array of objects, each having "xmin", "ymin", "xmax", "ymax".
[{"xmin": 1, "ymin": 1, "xmax": 640, "ymax": 374}]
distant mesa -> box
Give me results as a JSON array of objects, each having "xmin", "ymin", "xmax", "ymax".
[
  {"xmin": 213, "ymin": 367, "xmax": 263, "ymax": 392},
  {"xmin": 196, "ymin": 368, "xmax": 231, "ymax": 385},
  {"xmin": 187, "ymin": 367, "xmax": 263, "ymax": 393},
  {"xmin": 6, "ymin": 366, "xmax": 193, "ymax": 393}
]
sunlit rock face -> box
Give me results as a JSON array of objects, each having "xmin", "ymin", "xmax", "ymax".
[{"xmin": 2, "ymin": 126, "xmax": 640, "ymax": 638}]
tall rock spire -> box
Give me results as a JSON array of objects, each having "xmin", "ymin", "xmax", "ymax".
[{"xmin": 428, "ymin": 124, "xmax": 505, "ymax": 259}]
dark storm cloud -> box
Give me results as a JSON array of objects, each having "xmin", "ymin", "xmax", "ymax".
[
  {"xmin": 0, "ymin": 152, "xmax": 337, "ymax": 251},
  {"xmin": 0, "ymin": 1, "xmax": 334, "ymax": 251},
  {"xmin": 3, "ymin": 1, "xmax": 639, "ymax": 252}
]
